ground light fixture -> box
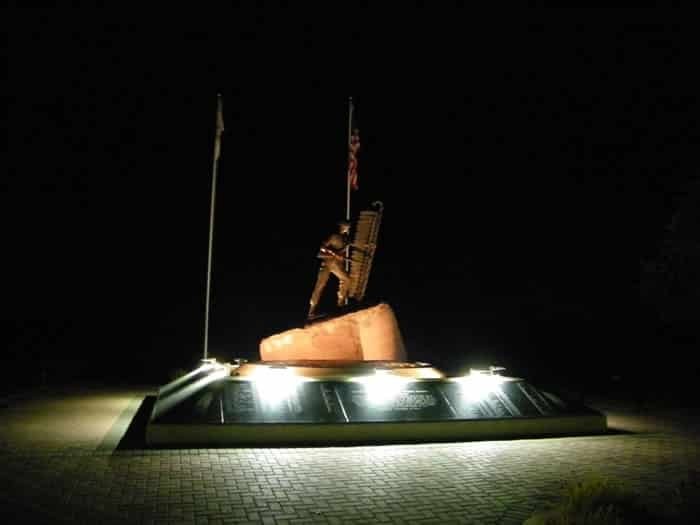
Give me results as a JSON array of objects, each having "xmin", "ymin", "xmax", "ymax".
[
  {"xmin": 249, "ymin": 365, "xmax": 309, "ymax": 407},
  {"xmin": 350, "ymin": 368, "xmax": 411, "ymax": 406},
  {"xmin": 454, "ymin": 367, "xmax": 507, "ymax": 402}
]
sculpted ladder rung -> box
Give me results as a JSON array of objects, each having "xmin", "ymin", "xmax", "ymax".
[{"xmin": 348, "ymin": 202, "xmax": 383, "ymax": 300}]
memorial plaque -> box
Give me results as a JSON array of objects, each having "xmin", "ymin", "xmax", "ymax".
[
  {"xmin": 501, "ymin": 381, "xmax": 544, "ymax": 416},
  {"xmin": 437, "ymin": 383, "xmax": 483, "ymax": 419},
  {"xmin": 515, "ymin": 381, "xmax": 554, "ymax": 415},
  {"xmin": 438, "ymin": 382, "xmax": 524, "ymax": 419},
  {"xmin": 222, "ymin": 381, "xmax": 261, "ymax": 422},
  {"xmin": 336, "ymin": 381, "xmax": 455, "ymax": 422},
  {"xmin": 480, "ymin": 390, "xmax": 514, "ymax": 417},
  {"xmin": 155, "ymin": 376, "xmax": 575, "ymax": 427},
  {"xmin": 460, "ymin": 403, "xmax": 489, "ymax": 418},
  {"xmin": 221, "ymin": 381, "xmax": 347, "ymax": 423}
]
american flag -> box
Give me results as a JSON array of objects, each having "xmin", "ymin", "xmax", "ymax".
[{"xmin": 348, "ymin": 127, "xmax": 360, "ymax": 191}]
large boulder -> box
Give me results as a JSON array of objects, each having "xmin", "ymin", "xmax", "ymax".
[{"xmin": 259, "ymin": 303, "xmax": 406, "ymax": 361}]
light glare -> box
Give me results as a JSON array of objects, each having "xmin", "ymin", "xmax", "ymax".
[
  {"xmin": 353, "ymin": 370, "xmax": 409, "ymax": 406},
  {"xmin": 456, "ymin": 370, "xmax": 505, "ymax": 402},
  {"xmin": 252, "ymin": 367, "xmax": 306, "ymax": 406}
]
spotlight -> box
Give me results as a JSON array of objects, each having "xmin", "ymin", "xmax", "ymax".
[
  {"xmin": 352, "ymin": 369, "xmax": 409, "ymax": 406},
  {"xmin": 252, "ymin": 366, "xmax": 306, "ymax": 407},
  {"xmin": 455, "ymin": 368, "xmax": 506, "ymax": 402}
]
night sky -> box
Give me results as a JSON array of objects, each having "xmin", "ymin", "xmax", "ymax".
[{"xmin": 6, "ymin": 13, "xmax": 699, "ymax": 391}]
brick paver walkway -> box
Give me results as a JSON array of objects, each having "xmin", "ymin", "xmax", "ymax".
[{"xmin": 1, "ymin": 387, "xmax": 698, "ymax": 524}]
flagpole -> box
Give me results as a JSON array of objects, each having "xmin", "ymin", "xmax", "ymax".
[
  {"xmin": 346, "ymin": 97, "xmax": 353, "ymax": 223},
  {"xmin": 345, "ymin": 97, "xmax": 353, "ymax": 284},
  {"xmin": 203, "ymin": 94, "xmax": 224, "ymax": 361}
]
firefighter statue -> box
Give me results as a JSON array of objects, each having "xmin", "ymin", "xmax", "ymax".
[{"xmin": 307, "ymin": 220, "xmax": 374, "ymax": 319}]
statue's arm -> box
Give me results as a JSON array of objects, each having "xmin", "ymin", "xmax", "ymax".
[{"xmin": 318, "ymin": 237, "xmax": 345, "ymax": 260}]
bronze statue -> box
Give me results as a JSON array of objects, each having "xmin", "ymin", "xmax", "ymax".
[{"xmin": 308, "ymin": 220, "xmax": 375, "ymax": 319}]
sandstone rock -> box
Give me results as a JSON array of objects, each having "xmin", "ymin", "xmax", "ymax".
[{"xmin": 259, "ymin": 303, "xmax": 406, "ymax": 361}]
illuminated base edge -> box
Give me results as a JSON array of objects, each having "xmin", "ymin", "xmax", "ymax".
[
  {"xmin": 145, "ymin": 360, "xmax": 608, "ymax": 447},
  {"xmin": 146, "ymin": 413, "xmax": 607, "ymax": 446}
]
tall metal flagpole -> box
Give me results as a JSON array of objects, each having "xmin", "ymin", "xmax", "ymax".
[
  {"xmin": 346, "ymin": 97, "xmax": 353, "ymax": 224},
  {"xmin": 345, "ymin": 97, "xmax": 353, "ymax": 284},
  {"xmin": 203, "ymin": 94, "xmax": 224, "ymax": 360}
]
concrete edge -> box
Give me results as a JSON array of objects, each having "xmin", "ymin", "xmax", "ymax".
[
  {"xmin": 96, "ymin": 395, "xmax": 146, "ymax": 452},
  {"xmin": 146, "ymin": 413, "xmax": 607, "ymax": 447}
]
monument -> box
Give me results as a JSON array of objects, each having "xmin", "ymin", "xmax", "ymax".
[{"xmin": 146, "ymin": 97, "xmax": 606, "ymax": 446}]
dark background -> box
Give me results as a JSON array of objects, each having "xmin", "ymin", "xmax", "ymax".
[{"xmin": 5, "ymin": 11, "xmax": 699, "ymax": 400}]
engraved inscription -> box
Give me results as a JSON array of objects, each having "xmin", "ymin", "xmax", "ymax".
[
  {"xmin": 391, "ymin": 390, "xmax": 437, "ymax": 411},
  {"xmin": 224, "ymin": 383, "xmax": 257, "ymax": 414}
]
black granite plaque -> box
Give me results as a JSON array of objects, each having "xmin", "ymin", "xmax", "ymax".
[
  {"xmin": 501, "ymin": 382, "xmax": 543, "ymax": 416},
  {"xmin": 336, "ymin": 381, "xmax": 455, "ymax": 422},
  {"xmin": 157, "ymin": 377, "xmax": 570, "ymax": 425},
  {"xmin": 221, "ymin": 381, "xmax": 347, "ymax": 423},
  {"xmin": 515, "ymin": 381, "xmax": 554, "ymax": 415},
  {"xmin": 438, "ymin": 382, "xmax": 524, "ymax": 419},
  {"xmin": 481, "ymin": 390, "xmax": 514, "ymax": 417},
  {"xmin": 222, "ymin": 381, "xmax": 261, "ymax": 422}
]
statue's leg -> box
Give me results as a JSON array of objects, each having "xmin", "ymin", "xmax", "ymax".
[
  {"xmin": 330, "ymin": 263, "xmax": 351, "ymax": 306},
  {"xmin": 309, "ymin": 264, "xmax": 330, "ymax": 317}
]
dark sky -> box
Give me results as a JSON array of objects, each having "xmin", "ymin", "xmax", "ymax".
[{"xmin": 6, "ymin": 12, "xmax": 699, "ymax": 384}]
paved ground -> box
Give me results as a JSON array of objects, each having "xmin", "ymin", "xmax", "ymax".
[{"xmin": 0, "ymin": 386, "xmax": 698, "ymax": 524}]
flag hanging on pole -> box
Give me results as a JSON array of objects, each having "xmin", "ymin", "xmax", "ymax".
[
  {"xmin": 213, "ymin": 94, "xmax": 224, "ymax": 161},
  {"xmin": 347, "ymin": 110, "xmax": 360, "ymax": 191}
]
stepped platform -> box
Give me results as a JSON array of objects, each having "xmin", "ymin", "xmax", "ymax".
[{"xmin": 146, "ymin": 359, "xmax": 606, "ymax": 446}]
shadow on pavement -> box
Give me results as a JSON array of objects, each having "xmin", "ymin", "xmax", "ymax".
[{"xmin": 114, "ymin": 395, "xmax": 155, "ymax": 450}]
